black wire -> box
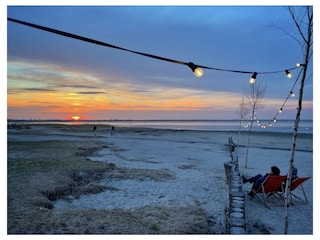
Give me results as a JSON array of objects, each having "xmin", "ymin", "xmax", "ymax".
[
  {"xmin": 8, "ymin": 17, "xmax": 299, "ymax": 75},
  {"xmin": 272, "ymin": 67, "xmax": 304, "ymax": 121},
  {"xmin": 7, "ymin": 18, "xmax": 186, "ymax": 66},
  {"xmin": 253, "ymin": 67, "xmax": 304, "ymax": 127}
]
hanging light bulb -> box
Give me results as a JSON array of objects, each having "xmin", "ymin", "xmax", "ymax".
[
  {"xmin": 249, "ymin": 72, "xmax": 257, "ymax": 84},
  {"xmin": 187, "ymin": 62, "xmax": 204, "ymax": 78},
  {"xmin": 290, "ymin": 91, "xmax": 295, "ymax": 97},
  {"xmin": 193, "ymin": 67, "xmax": 204, "ymax": 77},
  {"xmin": 279, "ymin": 108, "xmax": 283, "ymax": 113},
  {"xmin": 273, "ymin": 118, "xmax": 277, "ymax": 123},
  {"xmin": 296, "ymin": 63, "xmax": 305, "ymax": 67},
  {"xmin": 285, "ymin": 70, "xmax": 292, "ymax": 78}
]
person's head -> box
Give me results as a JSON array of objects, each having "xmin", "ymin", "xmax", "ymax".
[
  {"xmin": 271, "ymin": 166, "xmax": 280, "ymax": 175},
  {"xmin": 292, "ymin": 166, "xmax": 298, "ymax": 178}
]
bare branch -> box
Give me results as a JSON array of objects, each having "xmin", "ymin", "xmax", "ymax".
[
  {"xmin": 271, "ymin": 23, "xmax": 304, "ymax": 50},
  {"xmin": 288, "ymin": 6, "xmax": 308, "ymax": 44},
  {"xmin": 243, "ymin": 80, "xmax": 266, "ymax": 168}
]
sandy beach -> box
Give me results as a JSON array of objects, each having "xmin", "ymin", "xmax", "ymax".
[{"xmin": 7, "ymin": 123, "xmax": 313, "ymax": 234}]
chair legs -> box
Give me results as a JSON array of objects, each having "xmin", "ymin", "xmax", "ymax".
[{"xmin": 289, "ymin": 184, "xmax": 309, "ymax": 205}]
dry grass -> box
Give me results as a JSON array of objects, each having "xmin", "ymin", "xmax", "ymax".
[
  {"xmin": 11, "ymin": 205, "xmax": 210, "ymax": 234},
  {"xmin": 7, "ymin": 124, "xmax": 211, "ymax": 234}
]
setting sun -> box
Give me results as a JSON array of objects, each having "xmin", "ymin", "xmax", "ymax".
[{"xmin": 71, "ymin": 116, "xmax": 81, "ymax": 121}]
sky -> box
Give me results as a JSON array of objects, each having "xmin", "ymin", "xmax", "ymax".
[{"xmin": 6, "ymin": 3, "xmax": 314, "ymax": 121}]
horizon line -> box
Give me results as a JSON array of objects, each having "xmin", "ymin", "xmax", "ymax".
[{"xmin": 7, "ymin": 118, "xmax": 313, "ymax": 122}]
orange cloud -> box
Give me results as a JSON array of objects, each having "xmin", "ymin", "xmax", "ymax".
[{"xmin": 9, "ymin": 60, "xmax": 311, "ymax": 120}]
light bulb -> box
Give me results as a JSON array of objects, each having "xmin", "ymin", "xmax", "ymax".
[
  {"xmin": 290, "ymin": 91, "xmax": 295, "ymax": 97},
  {"xmin": 249, "ymin": 72, "xmax": 257, "ymax": 84},
  {"xmin": 187, "ymin": 62, "xmax": 204, "ymax": 78},
  {"xmin": 286, "ymin": 70, "xmax": 292, "ymax": 78},
  {"xmin": 194, "ymin": 67, "xmax": 204, "ymax": 78}
]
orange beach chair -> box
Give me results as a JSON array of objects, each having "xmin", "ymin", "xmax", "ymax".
[
  {"xmin": 285, "ymin": 177, "xmax": 311, "ymax": 205},
  {"xmin": 250, "ymin": 175, "xmax": 287, "ymax": 208}
]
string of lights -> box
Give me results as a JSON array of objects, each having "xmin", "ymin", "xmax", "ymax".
[
  {"xmin": 8, "ymin": 17, "xmax": 307, "ymax": 130},
  {"xmin": 242, "ymin": 66, "xmax": 304, "ymax": 130},
  {"xmin": 271, "ymin": 67, "xmax": 303, "ymax": 122},
  {"xmin": 8, "ymin": 17, "xmax": 300, "ymax": 80}
]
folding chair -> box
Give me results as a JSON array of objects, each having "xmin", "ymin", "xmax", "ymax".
[
  {"xmin": 250, "ymin": 175, "xmax": 287, "ymax": 209},
  {"xmin": 287, "ymin": 177, "xmax": 311, "ymax": 205}
]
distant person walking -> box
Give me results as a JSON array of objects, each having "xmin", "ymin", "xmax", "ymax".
[
  {"xmin": 93, "ymin": 125, "xmax": 97, "ymax": 136},
  {"xmin": 111, "ymin": 126, "xmax": 115, "ymax": 136}
]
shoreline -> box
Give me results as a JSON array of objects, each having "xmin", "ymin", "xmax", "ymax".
[
  {"xmin": 7, "ymin": 119, "xmax": 313, "ymax": 134},
  {"xmin": 8, "ymin": 123, "xmax": 313, "ymax": 153},
  {"xmin": 7, "ymin": 122, "xmax": 313, "ymax": 138}
]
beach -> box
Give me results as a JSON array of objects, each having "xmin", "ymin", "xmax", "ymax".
[{"xmin": 7, "ymin": 123, "xmax": 313, "ymax": 234}]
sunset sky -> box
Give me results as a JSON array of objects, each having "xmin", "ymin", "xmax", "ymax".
[{"xmin": 6, "ymin": 4, "xmax": 313, "ymax": 121}]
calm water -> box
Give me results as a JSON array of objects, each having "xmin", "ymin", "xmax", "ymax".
[{"xmin": 8, "ymin": 119, "xmax": 313, "ymax": 134}]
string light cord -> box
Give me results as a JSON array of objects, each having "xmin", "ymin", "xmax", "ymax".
[
  {"xmin": 252, "ymin": 67, "xmax": 304, "ymax": 128},
  {"xmin": 199, "ymin": 65, "xmax": 298, "ymax": 74},
  {"xmin": 8, "ymin": 17, "xmax": 299, "ymax": 77},
  {"xmin": 7, "ymin": 17, "xmax": 185, "ymax": 66},
  {"xmin": 273, "ymin": 67, "xmax": 303, "ymax": 120}
]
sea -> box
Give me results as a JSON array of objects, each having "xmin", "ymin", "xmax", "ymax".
[{"xmin": 8, "ymin": 119, "xmax": 313, "ymax": 134}]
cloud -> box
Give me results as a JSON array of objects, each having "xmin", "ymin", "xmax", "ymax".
[
  {"xmin": 56, "ymin": 84, "xmax": 100, "ymax": 89},
  {"xmin": 76, "ymin": 91, "xmax": 106, "ymax": 95},
  {"xmin": 7, "ymin": 6, "xmax": 313, "ymax": 120},
  {"xmin": 22, "ymin": 88, "xmax": 57, "ymax": 92}
]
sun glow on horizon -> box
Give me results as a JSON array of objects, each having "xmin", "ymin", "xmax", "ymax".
[
  {"xmin": 71, "ymin": 116, "xmax": 81, "ymax": 121},
  {"xmin": 6, "ymin": 61, "xmax": 313, "ymax": 121}
]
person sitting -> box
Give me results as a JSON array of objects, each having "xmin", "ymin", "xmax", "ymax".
[
  {"xmin": 280, "ymin": 165, "xmax": 298, "ymax": 191},
  {"xmin": 291, "ymin": 165, "xmax": 298, "ymax": 180},
  {"xmin": 243, "ymin": 165, "xmax": 281, "ymax": 196}
]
